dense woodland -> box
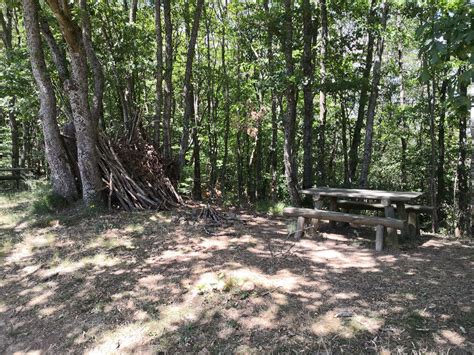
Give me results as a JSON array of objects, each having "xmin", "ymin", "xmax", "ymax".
[{"xmin": 0, "ymin": 0, "xmax": 472, "ymax": 236}]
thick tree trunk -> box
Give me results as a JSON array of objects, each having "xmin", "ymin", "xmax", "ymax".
[
  {"xmin": 302, "ymin": 0, "xmax": 314, "ymax": 189},
  {"xmin": 455, "ymin": 79, "xmax": 470, "ymax": 237},
  {"xmin": 46, "ymin": 0, "xmax": 103, "ymax": 206},
  {"xmin": 154, "ymin": 0, "xmax": 163, "ymax": 146},
  {"xmin": 162, "ymin": 0, "xmax": 173, "ymax": 160},
  {"xmin": 348, "ymin": 0, "xmax": 377, "ymax": 184},
  {"xmin": 282, "ymin": 0, "xmax": 301, "ymax": 206},
  {"xmin": 359, "ymin": 3, "xmax": 389, "ymax": 188},
  {"xmin": 22, "ymin": 0, "xmax": 78, "ymax": 199},
  {"xmin": 178, "ymin": 0, "xmax": 205, "ymax": 178}
]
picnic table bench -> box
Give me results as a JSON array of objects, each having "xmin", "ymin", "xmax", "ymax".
[
  {"xmin": 0, "ymin": 168, "xmax": 35, "ymax": 188},
  {"xmin": 283, "ymin": 187, "xmax": 429, "ymax": 251}
]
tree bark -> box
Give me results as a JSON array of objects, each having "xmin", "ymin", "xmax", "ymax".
[
  {"xmin": 282, "ymin": 0, "xmax": 301, "ymax": 206},
  {"xmin": 302, "ymin": 0, "xmax": 314, "ymax": 189},
  {"xmin": 455, "ymin": 78, "xmax": 470, "ymax": 237},
  {"xmin": 426, "ymin": 78, "xmax": 439, "ymax": 232},
  {"xmin": 46, "ymin": 0, "xmax": 103, "ymax": 206},
  {"xmin": 317, "ymin": 0, "xmax": 328, "ymax": 185},
  {"xmin": 437, "ymin": 78, "xmax": 448, "ymax": 219},
  {"xmin": 22, "ymin": 0, "xmax": 78, "ymax": 199},
  {"xmin": 154, "ymin": 0, "xmax": 163, "ymax": 145},
  {"xmin": 348, "ymin": 0, "xmax": 377, "ymax": 184},
  {"xmin": 178, "ymin": 0, "xmax": 205, "ymax": 179},
  {"xmin": 359, "ymin": 2, "xmax": 389, "ymax": 188},
  {"xmin": 162, "ymin": 0, "xmax": 173, "ymax": 160}
]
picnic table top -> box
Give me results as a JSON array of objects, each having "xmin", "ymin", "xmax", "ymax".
[{"xmin": 299, "ymin": 187, "xmax": 424, "ymax": 202}]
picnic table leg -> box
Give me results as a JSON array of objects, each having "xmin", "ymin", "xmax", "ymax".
[
  {"xmin": 396, "ymin": 202, "xmax": 408, "ymax": 240},
  {"xmin": 311, "ymin": 194, "xmax": 323, "ymax": 233},
  {"xmin": 382, "ymin": 198, "xmax": 398, "ymax": 248},
  {"xmin": 328, "ymin": 197, "xmax": 338, "ymax": 228},
  {"xmin": 294, "ymin": 216, "xmax": 305, "ymax": 240},
  {"xmin": 408, "ymin": 211, "xmax": 417, "ymax": 238}
]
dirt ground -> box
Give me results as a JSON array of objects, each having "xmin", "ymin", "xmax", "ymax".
[{"xmin": 1, "ymin": 194, "xmax": 473, "ymax": 354}]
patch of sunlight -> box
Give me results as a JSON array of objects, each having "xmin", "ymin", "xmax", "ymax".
[
  {"xmin": 312, "ymin": 311, "xmax": 383, "ymax": 338},
  {"xmin": 333, "ymin": 292, "xmax": 359, "ymax": 300},
  {"xmin": 137, "ymin": 274, "xmax": 165, "ymax": 291},
  {"xmin": 5, "ymin": 231, "xmax": 56, "ymax": 263},
  {"xmin": 27, "ymin": 289, "xmax": 55, "ymax": 307},
  {"xmin": 149, "ymin": 212, "xmax": 172, "ymax": 223},
  {"xmin": 38, "ymin": 304, "xmax": 65, "ymax": 317},
  {"xmin": 124, "ymin": 223, "xmax": 145, "ymax": 234},
  {"xmin": 241, "ymin": 304, "xmax": 280, "ymax": 330},
  {"xmin": 85, "ymin": 322, "xmax": 151, "ymax": 354},
  {"xmin": 89, "ymin": 229, "xmax": 134, "ymax": 250},
  {"xmin": 39, "ymin": 253, "xmax": 120, "ymax": 278},
  {"xmin": 231, "ymin": 267, "xmax": 301, "ymax": 292},
  {"xmin": 0, "ymin": 301, "xmax": 6, "ymax": 313},
  {"xmin": 434, "ymin": 329, "xmax": 466, "ymax": 346}
]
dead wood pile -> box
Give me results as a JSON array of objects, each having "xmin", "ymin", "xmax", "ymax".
[{"xmin": 97, "ymin": 135, "xmax": 182, "ymax": 211}]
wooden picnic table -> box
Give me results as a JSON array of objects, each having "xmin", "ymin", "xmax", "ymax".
[{"xmin": 300, "ymin": 187, "xmax": 424, "ymax": 245}]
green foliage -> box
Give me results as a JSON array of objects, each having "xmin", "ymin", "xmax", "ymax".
[{"xmin": 31, "ymin": 183, "xmax": 70, "ymax": 215}]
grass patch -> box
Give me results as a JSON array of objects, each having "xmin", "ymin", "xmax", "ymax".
[{"xmin": 255, "ymin": 200, "xmax": 286, "ymax": 215}]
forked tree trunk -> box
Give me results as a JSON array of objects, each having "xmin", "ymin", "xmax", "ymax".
[
  {"xmin": 282, "ymin": 0, "xmax": 301, "ymax": 206},
  {"xmin": 348, "ymin": 0, "xmax": 377, "ymax": 184},
  {"xmin": 359, "ymin": 2, "xmax": 389, "ymax": 188},
  {"xmin": 22, "ymin": 0, "xmax": 78, "ymax": 199},
  {"xmin": 46, "ymin": 0, "xmax": 103, "ymax": 206}
]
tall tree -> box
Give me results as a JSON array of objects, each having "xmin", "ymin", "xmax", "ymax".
[
  {"xmin": 316, "ymin": 0, "xmax": 328, "ymax": 185},
  {"xmin": 302, "ymin": 0, "xmax": 314, "ymax": 189},
  {"xmin": 154, "ymin": 0, "xmax": 163, "ymax": 145},
  {"xmin": 282, "ymin": 0, "xmax": 301, "ymax": 206},
  {"xmin": 359, "ymin": 2, "xmax": 389, "ymax": 188},
  {"xmin": 348, "ymin": 0, "xmax": 377, "ymax": 184},
  {"xmin": 46, "ymin": 0, "xmax": 103, "ymax": 205},
  {"xmin": 22, "ymin": 0, "xmax": 78, "ymax": 199},
  {"xmin": 178, "ymin": 0, "xmax": 205, "ymax": 178},
  {"xmin": 162, "ymin": 0, "xmax": 173, "ymax": 160}
]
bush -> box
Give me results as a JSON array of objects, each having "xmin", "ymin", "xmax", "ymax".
[{"xmin": 29, "ymin": 180, "xmax": 70, "ymax": 215}]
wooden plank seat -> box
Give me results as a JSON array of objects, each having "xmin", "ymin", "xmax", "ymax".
[
  {"xmin": 336, "ymin": 199, "xmax": 433, "ymax": 237},
  {"xmin": 283, "ymin": 207, "xmax": 406, "ymax": 251}
]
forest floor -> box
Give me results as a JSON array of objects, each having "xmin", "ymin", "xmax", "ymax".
[{"xmin": 1, "ymin": 192, "xmax": 473, "ymax": 354}]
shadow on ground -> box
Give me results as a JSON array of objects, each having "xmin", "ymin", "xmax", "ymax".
[{"xmin": 0, "ymin": 195, "xmax": 473, "ymax": 353}]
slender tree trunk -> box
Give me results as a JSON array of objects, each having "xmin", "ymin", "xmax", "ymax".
[
  {"xmin": 178, "ymin": 0, "xmax": 205, "ymax": 178},
  {"xmin": 340, "ymin": 95, "xmax": 349, "ymax": 186},
  {"xmin": 162, "ymin": 0, "xmax": 173, "ymax": 160},
  {"xmin": 46, "ymin": 0, "xmax": 103, "ymax": 206},
  {"xmin": 437, "ymin": 78, "xmax": 448, "ymax": 220},
  {"xmin": 192, "ymin": 88, "xmax": 202, "ymax": 200},
  {"xmin": 348, "ymin": 0, "xmax": 377, "ymax": 184},
  {"xmin": 426, "ymin": 78, "xmax": 439, "ymax": 232},
  {"xmin": 398, "ymin": 24, "xmax": 408, "ymax": 189},
  {"xmin": 302, "ymin": 0, "xmax": 314, "ymax": 189},
  {"xmin": 317, "ymin": 0, "xmax": 328, "ymax": 185},
  {"xmin": 220, "ymin": 0, "xmax": 230, "ymax": 190},
  {"xmin": 455, "ymin": 78, "xmax": 470, "ymax": 237},
  {"xmin": 282, "ymin": 0, "xmax": 301, "ymax": 206},
  {"xmin": 154, "ymin": 0, "xmax": 163, "ymax": 145},
  {"xmin": 80, "ymin": 0, "xmax": 105, "ymax": 129},
  {"xmin": 22, "ymin": 0, "xmax": 78, "ymax": 199},
  {"xmin": 359, "ymin": 3, "xmax": 389, "ymax": 188}
]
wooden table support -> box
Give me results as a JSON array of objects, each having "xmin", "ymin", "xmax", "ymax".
[{"xmin": 382, "ymin": 198, "xmax": 398, "ymax": 248}]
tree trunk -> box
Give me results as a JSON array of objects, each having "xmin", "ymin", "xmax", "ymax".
[
  {"xmin": 154, "ymin": 0, "xmax": 163, "ymax": 146},
  {"xmin": 282, "ymin": 0, "xmax": 301, "ymax": 206},
  {"xmin": 46, "ymin": 0, "xmax": 103, "ymax": 206},
  {"xmin": 426, "ymin": 78, "xmax": 439, "ymax": 232},
  {"xmin": 302, "ymin": 0, "xmax": 314, "ymax": 189},
  {"xmin": 22, "ymin": 0, "xmax": 78, "ymax": 199},
  {"xmin": 397, "ymin": 20, "xmax": 408, "ymax": 189},
  {"xmin": 192, "ymin": 88, "xmax": 202, "ymax": 200},
  {"xmin": 359, "ymin": 2, "xmax": 389, "ymax": 188},
  {"xmin": 178, "ymin": 0, "xmax": 205, "ymax": 179},
  {"xmin": 348, "ymin": 0, "xmax": 377, "ymax": 184},
  {"xmin": 162, "ymin": 0, "xmax": 173, "ymax": 160},
  {"xmin": 80, "ymin": 0, "xmax": 105, "ymax": 129},
  {"xmin": 437, "ymin": 78, "xmax": 448, "ymax": 220},
  {"xmin": 220, "ymin": 0, "xmax": 230, "ymax": 191},
  {"xmin": 340, "ymin": 95, "xmax": 349, "ymax": 186},
  {"xmin": 455, "ymin": 78, "xmax": 470, "ymax": 237},
  {"xmin": 317, "ymin": 0, "xmax": 328, "ymax": 185}
]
